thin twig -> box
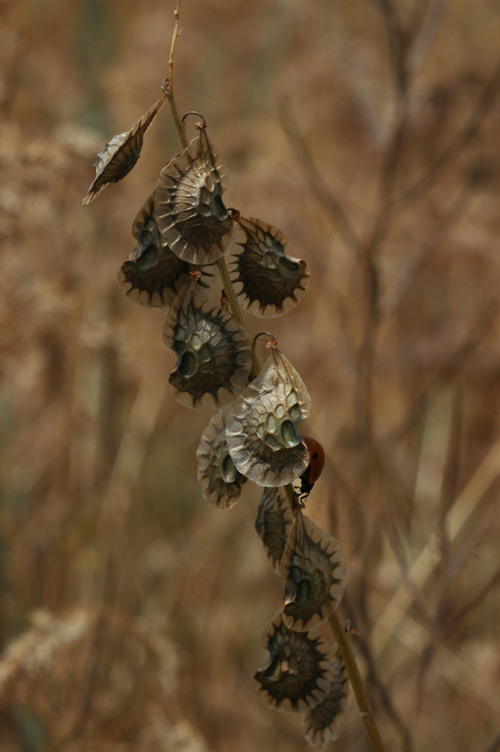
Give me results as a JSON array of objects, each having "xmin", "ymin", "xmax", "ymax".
[
  {"xmin": 279, "ymin": 99, "xmax": 363, "ymax": 260},
  {"xmin": 382, "ymin": 299, "xmax": 496, "ymax": 446},
  {"xmin": 165, "ymin": 0, "xmax": 187, "ymax": 149},
  {"xmin": 394, "ymin": 56, "xmax": 500, "ymax": 210}
]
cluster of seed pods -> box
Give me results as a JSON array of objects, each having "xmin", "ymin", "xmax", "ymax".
[{"xmin": 83, "ymin": 99, "xmax": 348, "ymax": 747}]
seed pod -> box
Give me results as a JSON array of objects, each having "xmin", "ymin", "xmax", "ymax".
[
  {"xmin": 255, "ymin": 487, "xmax": 293, "ymax": 573},
  {"xmin": 155, "ymin": 128, "xmax": 233, "ymax": 265},
  {"xmin": 303, "ymin": 648, "xmax": 349, "ymax": 747},
  {"xmin": 118, "ymin": 192, "xmax": 207, "ymax": 309},
  {"xmin": 230, "ymin": 216, "xmax": 310, "ymax": 317},
  {"xmin": 253, "ymin": 610, "xmax": 334, "ymax": 714},
  {"xmin": 82, "ymin": 96, "xmax": 165, "ymax": 205},
  {"xmin": 281, "ymin": 513, "xmax": 346, "ymax": 632},
  {"xmin": 163, "ymin": 282, "xmax": 252, "ymax": 409},
  {"xmin": 226, "ymin": 346, "xmax": 312, "ymax": 486},
  {"xmin": 197, "ymin": 410, "xmax": 247, "ymax": 509}
]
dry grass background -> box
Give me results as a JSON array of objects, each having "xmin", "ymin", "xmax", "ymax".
[{"xmin": 1, "ymin": 0, "xmax": 500, "ymax": 750}]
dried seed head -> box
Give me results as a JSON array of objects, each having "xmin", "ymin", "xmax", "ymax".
[
  {"xmin": 155, "ymin": 129, "xmax": 233, "ymax": 265},
  {"xmin": 303, "ymin": 648, "xmax": 349, "ymax": 747},
  {"xmin": 82, "ymin": 96, "xmax": 165, "ymax": 204},
  {"xmin": 281, "ymin": 513, "xmax": 346, "ymax": 632},
  {"xmin": 197, "ymin": 410, "xmax": 247, "ymax": 509},
  {"xmin": 255, "ymin": 487, "xmax": 294, "ymax": 573},
  {"xmin": 118, "ymin": 193, "xmax": 206, "ymax": 309},
  {"xmin": 226, "ymin": 347, "xmax": 312, "ymax": 486},
  {"xmin": 254, "ymin": 610, "xmax": 334, "ymax": 714},
  {"xmin": 230, "ymin": 216, "xmax": 310, "ymax": 317},
  {"xmin": 163, "ymin": 282, "xmax": 252, "ymax": 409}
]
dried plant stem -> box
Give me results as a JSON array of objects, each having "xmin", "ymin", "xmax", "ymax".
[
  {"xmin": 216, "ymin": 257, "xmax": 244, "ymax": 326},
  {"xmin": 329, "ymin": 612, "xmax": 387, "ymax": 752},
  {"xmin": 216, "ymin": 257, "xmax": 261, "ymax": 378},
  {"xmin": 164, "ymin": 7, "xmax": 386, "ymax": 749},
  {"xmin": 166, "ymin": 0, "xmax": 187, "ymax": 149}
]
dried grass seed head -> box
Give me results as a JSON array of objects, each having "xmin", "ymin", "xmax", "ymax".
[
  {"xmin": 225, "ymin": 346, "xmax": 312, "ymax": 486},
  {"xmin": 303, "ymin": 648, "xmax": 349, "ymax": 748},
  {"xmin": 117, "ymin": 192, "xmax": 210, "ymax": 309},
  {"xmin": 197, "ymin": 410, "xmax": 247, "ymax": 509},
  {"xmin": 163, "ymin": 281, "xmax": 252, "ymax": 409},
  {"xmin": 281, "ymin": 513, "xmax": 347, "ymax": 632},
  {"xmin": 155, "ymin": 128, "xmax": 233, "ymax": 265},
  {"xmin": 255, "ymin": 486, "xmax": 294, "ymax": 573},
  {"xmin": 253, "ymin": 610, "xmax": 334, "ymax": 714},
  {"xmin": 82, "ymin": 96, "xmax": 165, "ymax": 205},
  {"xmin": 230, "ymin": 216, "xmax": 310, "ymax": 317}
]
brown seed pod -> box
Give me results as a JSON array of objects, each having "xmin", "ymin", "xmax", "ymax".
[
  {"xmin": 117, "ymin": 192, "xmax": 206, "ymax": 309},
  {"xmin": 230, "ymin": 216, "xmax": 310, "ymax": 317},
  {"xmin": 197, "ymin": 410, "xmax": 247, "ymax": 509},
  {"xmin": 225, "ymin": 346, "xmax": 312, "ymax": 486},
  {"xmin": 82, "ymin": 96, "xmax": 165, "ymax": 205},
  {"xmin": 253, "ymin": 610, "xmax": 334, "ymax": 714},
  {"xmin": 281, "ymin": 512, "xmax": 346, "ymax": 632},
  {"xmin": 155, "ymin": 128, "xmax": 233, "ymax": 265},
  {"xmin": 163, "ymin": 282, "xmax": 252, "ymax": 409},
  {"xmin": 303, "ymin": 648, "xmax": 349, "ymax": 747},
  {"xmin": 255, "ymin": 487, "xmax": 294, "ymax": 573}
]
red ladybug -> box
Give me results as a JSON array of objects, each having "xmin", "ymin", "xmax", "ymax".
[{"xmin": 298, "ymin": 436, "xmax": 326, "ymax": 499}]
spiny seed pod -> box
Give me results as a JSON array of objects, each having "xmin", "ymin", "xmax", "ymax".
[
  {"xmin": 197, "ymin": 410, "xmax": 247, "ymax": 509},
  {"xmin": 163, "ymin": 282, "xmax": 252, "ymax": 409},
  {"xmin": 226, "ymin": 345, "xmax": 312, "ymax": 486},
  {"xmin": 155, "ymin": 128, "xmax": 233, "ymax": 265},
  {"xmin": 230, "ymin": 216, "xmax": 310, "ymax": 317},
  {"xmin": 82, "ymin": 96, "xmax": 165, "ymax": 205},
  {"xmin": 253, "ymin": 610, "xmax": 334, "ymax": 714},
  {"xmin": 281, "ymin": 512, "xmax": 346, "ymax": 632},
  {"xmin": 303, "ymin": 648, "xmax": 349, "ymax": 747},
  {"xmin": 118, "ymin": 192, "xmax": 211, "ymax": 309},
  {"xmin": 255, "ymin": 487, "xmax": 294, "ymax": 574}
]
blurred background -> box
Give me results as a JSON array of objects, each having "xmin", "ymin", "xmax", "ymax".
[{"xmin": 1, "ymin": 0, "xmax": 500, "ymax": 749}]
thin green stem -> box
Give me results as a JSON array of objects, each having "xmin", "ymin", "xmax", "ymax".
[{"xmin": 329, "ymin": 612, "xmax": 387, "ymax": 752}]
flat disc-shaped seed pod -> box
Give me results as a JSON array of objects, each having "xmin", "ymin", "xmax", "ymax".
[
  {"xmin": 303, "ymin": 648, "xmax": 349, "ymax": 747},
  {"xmin": 117, "ymin": 193, "xmax": 212, "ymax": 309},
  {"xmin": 155, "ymin": 129, "xmax": 233, "ymax": 265},
  {"xmin": 281, "ymin": 513, "xmax": 347, "ymax": 632},
  {"xmin": 82, "ymin": 96, "xmax": 165, "ymax": 205},
  {"xmin": 255, "ymin": 487, "xmax": 294, "ymax": 573},
  {"xmin": 197, "ymin": 410, "xmax": 247, "ymax": 509},
  {"xmin": 226, "ymin": 347, "xmax": 312, "ymax": 486},
  {"xmin": 254, "ymin": 610, "xmax": 334, "ymax": 714},
  {"xmin": 163, "ymin": 282, "xmax": 252, "ymax": 409},
  {"xmin": 230, "ymin": 216, "xmax": 310, "ymax": 317}
]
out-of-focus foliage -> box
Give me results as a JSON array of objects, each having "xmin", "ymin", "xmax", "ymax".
[{"xmin": 1, "ymin": 0, "xmax": 500, "ymax": 750}]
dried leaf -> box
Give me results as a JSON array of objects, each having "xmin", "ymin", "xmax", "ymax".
[
  {"xmin": 118, "ymin": 192, "xmax": 208, "ymax": 309},
  {"xmin": 281, "ymin": 513, "xmax": 346, "ymax": 632},
  {"xmin": 254, "ymin": 610, "xmax": 334, "ymax": 714},
  {"xmin": 303, "ymin": 648, "xmax": 349, "ymax": 747},
  {"xmin": 255, "ymin": 487, "xmax": 294, "ymax": 573},
  {"xmin": 82, "ymin": 96, "xmax": 165, "ymax": 204},
  {"xmin": 155, "ymin": 128, "xmax": 233, "ymax": 265},
  {"xmin": 197, "ymin": 410, "xmax": 247, "ymax": 509},
  {"xmin": 226, "ymin": 346, "xmax": 312, "ymax": 486},
  {"xmin": 230, "ymin": 216, "xmax": 310, "ymax": 317},
  {"xmin": 163, "ymin": 282, "xmax": 252, "ymax": 409}
]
